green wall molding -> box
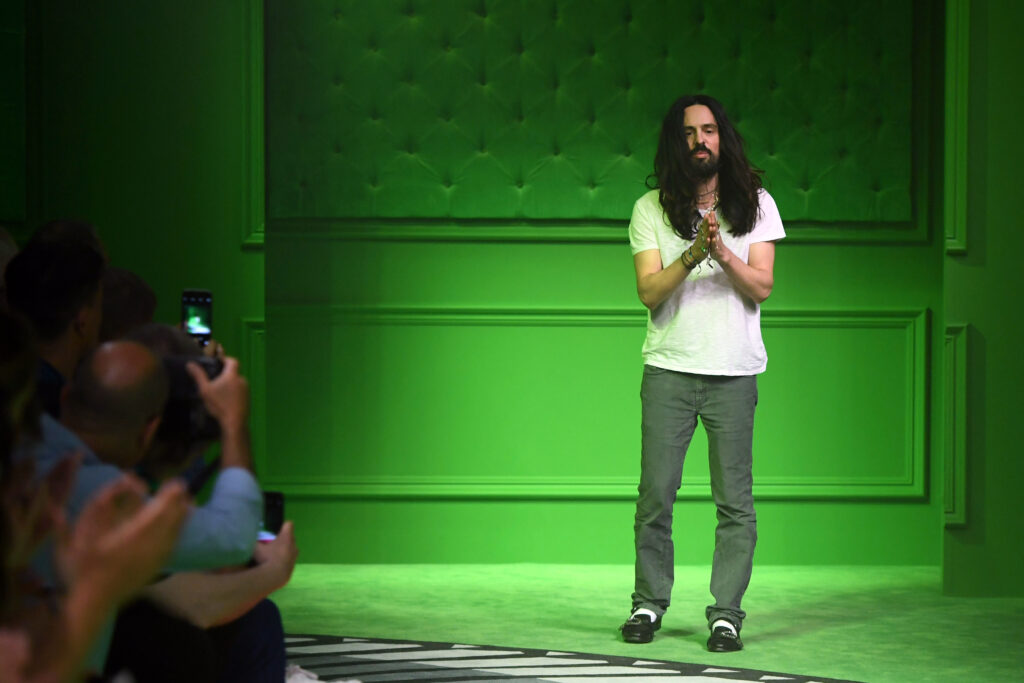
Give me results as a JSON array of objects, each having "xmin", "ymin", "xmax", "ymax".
[
  {"xmin": 268, "ymin": 217, "xmax": 918, "ymax": 245},
  {"xmin": 943, "ymin": 324, "xmax": 968, "ymax": 527},
  {"xmin": 241, "ymin": 317, "xmax": 267, "ymax": 474},
  {"xmin": 242, "ymin": 0, "xmax": 265, "ymax": 248},
  {"xmin": 264, "ymin": 307, "xmax": 928, "ymax": 501},
  {"xmin": 944, "ymin": 0, "xmax": 969, "ymax": 254}
]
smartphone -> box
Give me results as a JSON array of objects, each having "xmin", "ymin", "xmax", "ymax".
[
  {"xmin": 181, "ymin": 289, "xmax": 213, "ymax": 346},
  {"xmin": 259, "ymin": 491, "xmax": 284, "ymax": 542}
]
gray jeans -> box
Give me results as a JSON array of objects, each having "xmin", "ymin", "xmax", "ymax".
[{"xmin": 631, "ymin": 365, "xmax": 758, "ymax": 630}]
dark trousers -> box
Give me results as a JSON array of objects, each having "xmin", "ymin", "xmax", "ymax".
[{"xmin": 105, "ymin": 597, "xmax": 285, "ymax": 682}]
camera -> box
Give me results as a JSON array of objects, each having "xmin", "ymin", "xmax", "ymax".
[{"xmin": 158, "ymin": 355, "xmax": 224, "ymax": 446}]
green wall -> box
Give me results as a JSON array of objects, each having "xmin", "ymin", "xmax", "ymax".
[
  {"xmin": 25, "ymin": 0, "xmax": 266, "ymax": 457},
  {"xmin": 264, "ymin": 0, "xmax": 946, "ymax": 565},
  {"xmin": 941, "ymin": 0, "xmax": 1024, "ymax": 597},
  {"xmin": 20, "ymin": 0, "xmax": 1019, "ymax": 592}
]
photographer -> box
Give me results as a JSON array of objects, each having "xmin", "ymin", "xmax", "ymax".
[
  {"xmin": 103, "ymin": 324, "xmax": 295, "ymax": 683},
  {"xmin": 19, "ymin": 338, "xmax": 265, "ymax": 673}
]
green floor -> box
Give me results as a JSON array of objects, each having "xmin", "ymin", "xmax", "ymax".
[{"xmin": 274, "ymin": 564, "xmax": 1024, "ymax": 683}]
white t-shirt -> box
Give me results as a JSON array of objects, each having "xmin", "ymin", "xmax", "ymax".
[{"xmin": 628, "ymin": 188, "xmax": 786, "ymax": 375}]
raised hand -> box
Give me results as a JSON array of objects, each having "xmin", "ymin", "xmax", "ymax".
[
  {"xmin": 1, "ymin": 454, "xmax": 80, "ymax": 571},
  {"xmin": 186, "ymin": 356, "xmax": 249, "ymax": 434},
  {"xmin": 251, "ymin": 521, "xmax": 298, "ymax": 591},
  {"xmin": 57, "ymin": 475, "xmax": 189, "ymax": 605}
]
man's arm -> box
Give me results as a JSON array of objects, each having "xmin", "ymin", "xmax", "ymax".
[
  {"xmin": 187, "ymin": 357, "xmax": 251, "ymax": 472},
  {"xmin": 634, "ymin": 249, "xmax": 695, "ymax": 310},
  {"xmin": 142, "ymin": 522, "xmax": 297, "ymax": 629},
  {"xmin": 165, "ymin": 356, "xmax": 262, "ymax": 571},
  {"xmin": 633, "ymin": 212, "xmax": 712, "ymax": 310}
]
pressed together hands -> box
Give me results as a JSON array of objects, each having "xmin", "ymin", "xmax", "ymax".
[{"xmin": 681, "ymin": 210, "xmax": 732, "ymax": 270}]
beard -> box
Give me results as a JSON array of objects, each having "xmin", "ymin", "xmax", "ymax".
[{"xmin": 687, "ymin": 145, "xmax": 719, "ymax": 180}]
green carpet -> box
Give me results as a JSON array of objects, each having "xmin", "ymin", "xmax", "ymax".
[{"xmin": 273, "ymin": 564, "xmax": 1024, "ymax": 683}]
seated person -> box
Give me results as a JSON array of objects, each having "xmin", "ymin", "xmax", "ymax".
[
  {"xmin": 19, "ymin": 338, "xmax": 264, "ymax": 672},
  {"xmin": 1, "ymin": 309, "xmax": 189, "ymax": 681},
  {"xmin": 4, "ymin": 237, "xmax": 105, "ymax": 418},
  {"xmin": 104, "ymin": 324, "xmax": 295, "ymax": 683}
]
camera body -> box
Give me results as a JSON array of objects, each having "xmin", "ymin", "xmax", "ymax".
[{"xmin": 158, "ymin": 355, "xmax": 223, "ymax": 446}]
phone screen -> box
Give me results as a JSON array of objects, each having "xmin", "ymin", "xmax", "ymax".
[{"xmin": 182, "ymin": 289, "xmax": 213, "ymax": 342}]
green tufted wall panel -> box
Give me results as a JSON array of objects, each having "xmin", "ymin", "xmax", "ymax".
[{"xmin": 266, "ymin": 0, "xmax": 912, "ymax": 225}]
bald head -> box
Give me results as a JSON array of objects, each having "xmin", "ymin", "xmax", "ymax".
[{"xmin": 63, "ymin": 341, "xmax": 169, "ymax": 457}]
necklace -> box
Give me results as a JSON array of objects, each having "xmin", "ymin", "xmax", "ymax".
[{"xmin": 696, "ymin": 191, "xmax": 719, "ymax": 210}]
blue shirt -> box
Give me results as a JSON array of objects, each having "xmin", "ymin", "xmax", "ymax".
[
  {"xmin": 20, "ymin": 414, "xmax": 264, "ymax": 672},
  {"xmin": 26, "ymin": 414, "xmax": 263, "ymax": 580}
]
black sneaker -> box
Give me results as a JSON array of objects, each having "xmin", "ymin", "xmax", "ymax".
[
  {"xmin": 620, "ymin": 612, "xmax": 662, "ymax": 643},
  {"xmin": 706, "ymin": 625, "xmax": 743, "ymax": 652}
]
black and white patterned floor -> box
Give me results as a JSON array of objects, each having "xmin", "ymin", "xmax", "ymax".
[{"xmin": 285, "ymin": 634, "xmax": 861, "ymax": 683}]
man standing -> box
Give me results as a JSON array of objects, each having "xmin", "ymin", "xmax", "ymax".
[{"xmin": 621, "ymin": 95, "xmax": 785, "ymax": 652}]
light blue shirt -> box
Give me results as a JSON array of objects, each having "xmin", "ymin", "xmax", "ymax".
[
  {"xmin": 20, "ymin": 414, "xmax": 264, "ymax": 672},
  {"xmin": 27, "ymin": 414, "xmax": 263, "ymax": 577}
]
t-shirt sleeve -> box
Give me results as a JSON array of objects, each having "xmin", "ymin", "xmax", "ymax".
[
  {"xmin": 751, "ymin": 190, "xmax": 786, "ymax": 243},
  {"xmin": 628, "ymin": 194, "xmax": 661, "ymax": 255}
]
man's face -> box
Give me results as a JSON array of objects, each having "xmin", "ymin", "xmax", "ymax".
[{"xmin": 682, "ymin": 104, "xmax": 720, "ymax": 179}]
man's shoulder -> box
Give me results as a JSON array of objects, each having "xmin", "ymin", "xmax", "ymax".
[
  {"xmin": 756, "ymin": 187, "xmax": 780, "ymax": 210},
  {"xmin": 27, "ymin": 414, "xmax": 108, "ymax": 472},
  {"xmin": 635, "ymin": 189, "xmax": 661, "ymax": 210}
]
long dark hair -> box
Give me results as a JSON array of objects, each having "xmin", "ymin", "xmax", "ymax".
[{"xmin": 647, "ymin": 94, "xmax": 763, "ymax": 239}]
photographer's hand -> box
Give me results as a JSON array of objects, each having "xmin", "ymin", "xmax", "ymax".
[
  {"xmin": 202, "ymin": 339, "xmax": 226, "ymax": 360},
  {"xmin": 251, "ymin": 521, "xmax": 298, "ymax": 590},
  {"xmin": 186, "ymin": 357, "xmax": 252, "ymax": 471}
]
